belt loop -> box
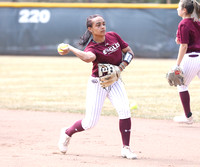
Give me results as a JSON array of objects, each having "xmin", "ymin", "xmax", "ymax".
[
  {"xmin": 187, "ymin": 52, "xmax": 199, "ymax": 57},
  {"xmin": 189, "ymin": 54, "xmax": 199, "ymax": 57}
]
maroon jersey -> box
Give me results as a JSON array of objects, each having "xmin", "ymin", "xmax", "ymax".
[
  {"xmin": 176, "ymin": 18, "xmax": 200, "ymax": 53},
  {"xmin": 84, "ymin": 31, "xmax": 128, "ymax": 77}
]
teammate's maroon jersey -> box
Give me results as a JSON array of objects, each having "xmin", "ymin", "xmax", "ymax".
[
  {"xmin": 84, "ymin": 31, "xmax": 128, "ymax": 77},
  {"xmin": 176, "ymin": 18, "xmax": 200, "ymax": 53}
]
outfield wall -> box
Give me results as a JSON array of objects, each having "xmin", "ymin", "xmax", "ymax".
[{"xmin": 0, "ymin": 3, "xmax": 180, "ymax": 58}]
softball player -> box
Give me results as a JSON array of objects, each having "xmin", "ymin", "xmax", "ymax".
[
  {"xmin": 173, "ymin": 0, "xmax": 200, "ymax": 124},
  {"xmin": 57, "ymin": 14, "xmax": 137, "ymax": 159}
]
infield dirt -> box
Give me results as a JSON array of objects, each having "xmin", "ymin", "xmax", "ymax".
[{"xmin": 0, "ymin": 109, "xmax": 200, "ymax": 167}]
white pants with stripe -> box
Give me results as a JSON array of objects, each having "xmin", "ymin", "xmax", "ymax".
[
  {"xmin": 178, "ymin": 52, "xmax": 200, "ymax": 92},
  {"xmin": 82, "ymin": 76, "xmax": 131, "ymax": 130}
]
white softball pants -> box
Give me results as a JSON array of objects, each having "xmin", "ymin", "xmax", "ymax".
[
  {"xmin": 81, "ymin": 76, "xmax": 131, "ymax": 130},
  {"xmin": 178, "ymin": 52, "xmax": 200, "ymax": 92}
]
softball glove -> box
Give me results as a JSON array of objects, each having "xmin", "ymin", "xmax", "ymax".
[
  {"xmin": 98, "ymin": 63, "xmax": 121, "ymax": 88},
  {"xmin": 166, "ymin": 66, "xmax": 184, "ymax": 86}
]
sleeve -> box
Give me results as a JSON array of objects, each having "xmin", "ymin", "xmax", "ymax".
[
  {"xmin": 176, "ymin": 30, "xmax": 181, "ymax": 41},
  {"xmin": 178, "ymin": 24, "xmax": 190, "ymax": 44},
  {"xmin": 112, "ymin": 32, "xmax": 129, "ymax": 49},
  {"xmin": 84, "ymin": 45, "xmax": 96, "ymax": 55}
]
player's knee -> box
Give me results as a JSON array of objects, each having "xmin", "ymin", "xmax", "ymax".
[
  {"xmin": 81, "ymin": 119, "xmax": 97, "ymax": 130},
  {"xmin": 177, "ymin": 85, "xmax": 188, "ymax": 92},
  {"xmin": 118, "ymin": 109, "xmax": 131, "ymax": 119}
]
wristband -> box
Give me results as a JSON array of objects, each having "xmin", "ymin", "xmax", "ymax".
[
  {"xmin": 119, "ymin": 63, "xmax": 126, "ymax": 71},
  {"xmin": 123, "ymin": 52, "xmax": 133, "ymax": 64}
]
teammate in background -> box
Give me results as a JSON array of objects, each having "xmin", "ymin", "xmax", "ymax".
[
  {"xmin": 173, "ymin": 0, "xmax": 200, "ymax": 124},
  {"xmin": 57, "ymin": 14, "xmax": 137, "ymax": 159}
]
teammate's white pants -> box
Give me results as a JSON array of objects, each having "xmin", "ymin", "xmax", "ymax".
[
  {"xmin": 178, "ymin": 52, "xmax": 200, "ymax": 92},
  {"xmin": 82, "ymin": 76, "xmax": 131, "ymax": 130}
]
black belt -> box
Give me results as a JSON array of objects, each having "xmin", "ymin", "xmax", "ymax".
[{"xmin": 189, "ymin": 54, "xmax": 199, "ymax": 57}]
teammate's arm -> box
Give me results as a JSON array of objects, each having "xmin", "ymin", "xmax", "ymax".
[
  {"xmin": 58, "ymin": 45, "xmax": 96, "ymax": 63},
  {"xmin": 176, "ymin": 43, "xmax": 188, "ymax": 66},
  {"xmin": 175, "ymin": 37, "xmax": 181, "ymax": 44}
]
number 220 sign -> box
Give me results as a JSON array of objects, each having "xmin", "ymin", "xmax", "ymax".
[{"xmin": 18, "ymin": 9, "xmax": 51, "ymax": 24}]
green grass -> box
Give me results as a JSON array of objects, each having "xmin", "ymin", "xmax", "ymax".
[{"xmin": 0, "ymin": 56, "xmax": 199, "ymax": 122}]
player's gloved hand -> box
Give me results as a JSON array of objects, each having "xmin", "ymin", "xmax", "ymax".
[
  {"xmin": 166, "ymin": 65, "xmax": 184, "ymax": 86},
  {"xmin": 98, "ymin": 63, "xmax": 121, "ymax": 88},
  {"xmin": 57, "ymin": 43, "xmax": 70, "ymax": 55}
]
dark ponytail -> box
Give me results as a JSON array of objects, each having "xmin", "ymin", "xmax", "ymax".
[
  {"xmin": 192, "ymin": 0, "xmax": 200, "ymax": 20},
  {"xmin": 79, "ymin": 30, "xmax": 92, "ymax": 47},
  {"xmin": 79, "ymin": 14, "xmax": 102, "ymax": 47}
]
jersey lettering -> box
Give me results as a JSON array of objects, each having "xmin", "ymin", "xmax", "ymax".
[{"xmin": 103, "ymin": 42, "xmax": 120, "ymax": 55}]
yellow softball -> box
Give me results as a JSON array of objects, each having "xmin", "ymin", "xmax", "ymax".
[
  {"xmin": 130, "ymin": 101, "xmax": 138, "ymax": 110},
  {"xmin": 57, "ymin": 43, "xmax": 69, "ymax": 52}
]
